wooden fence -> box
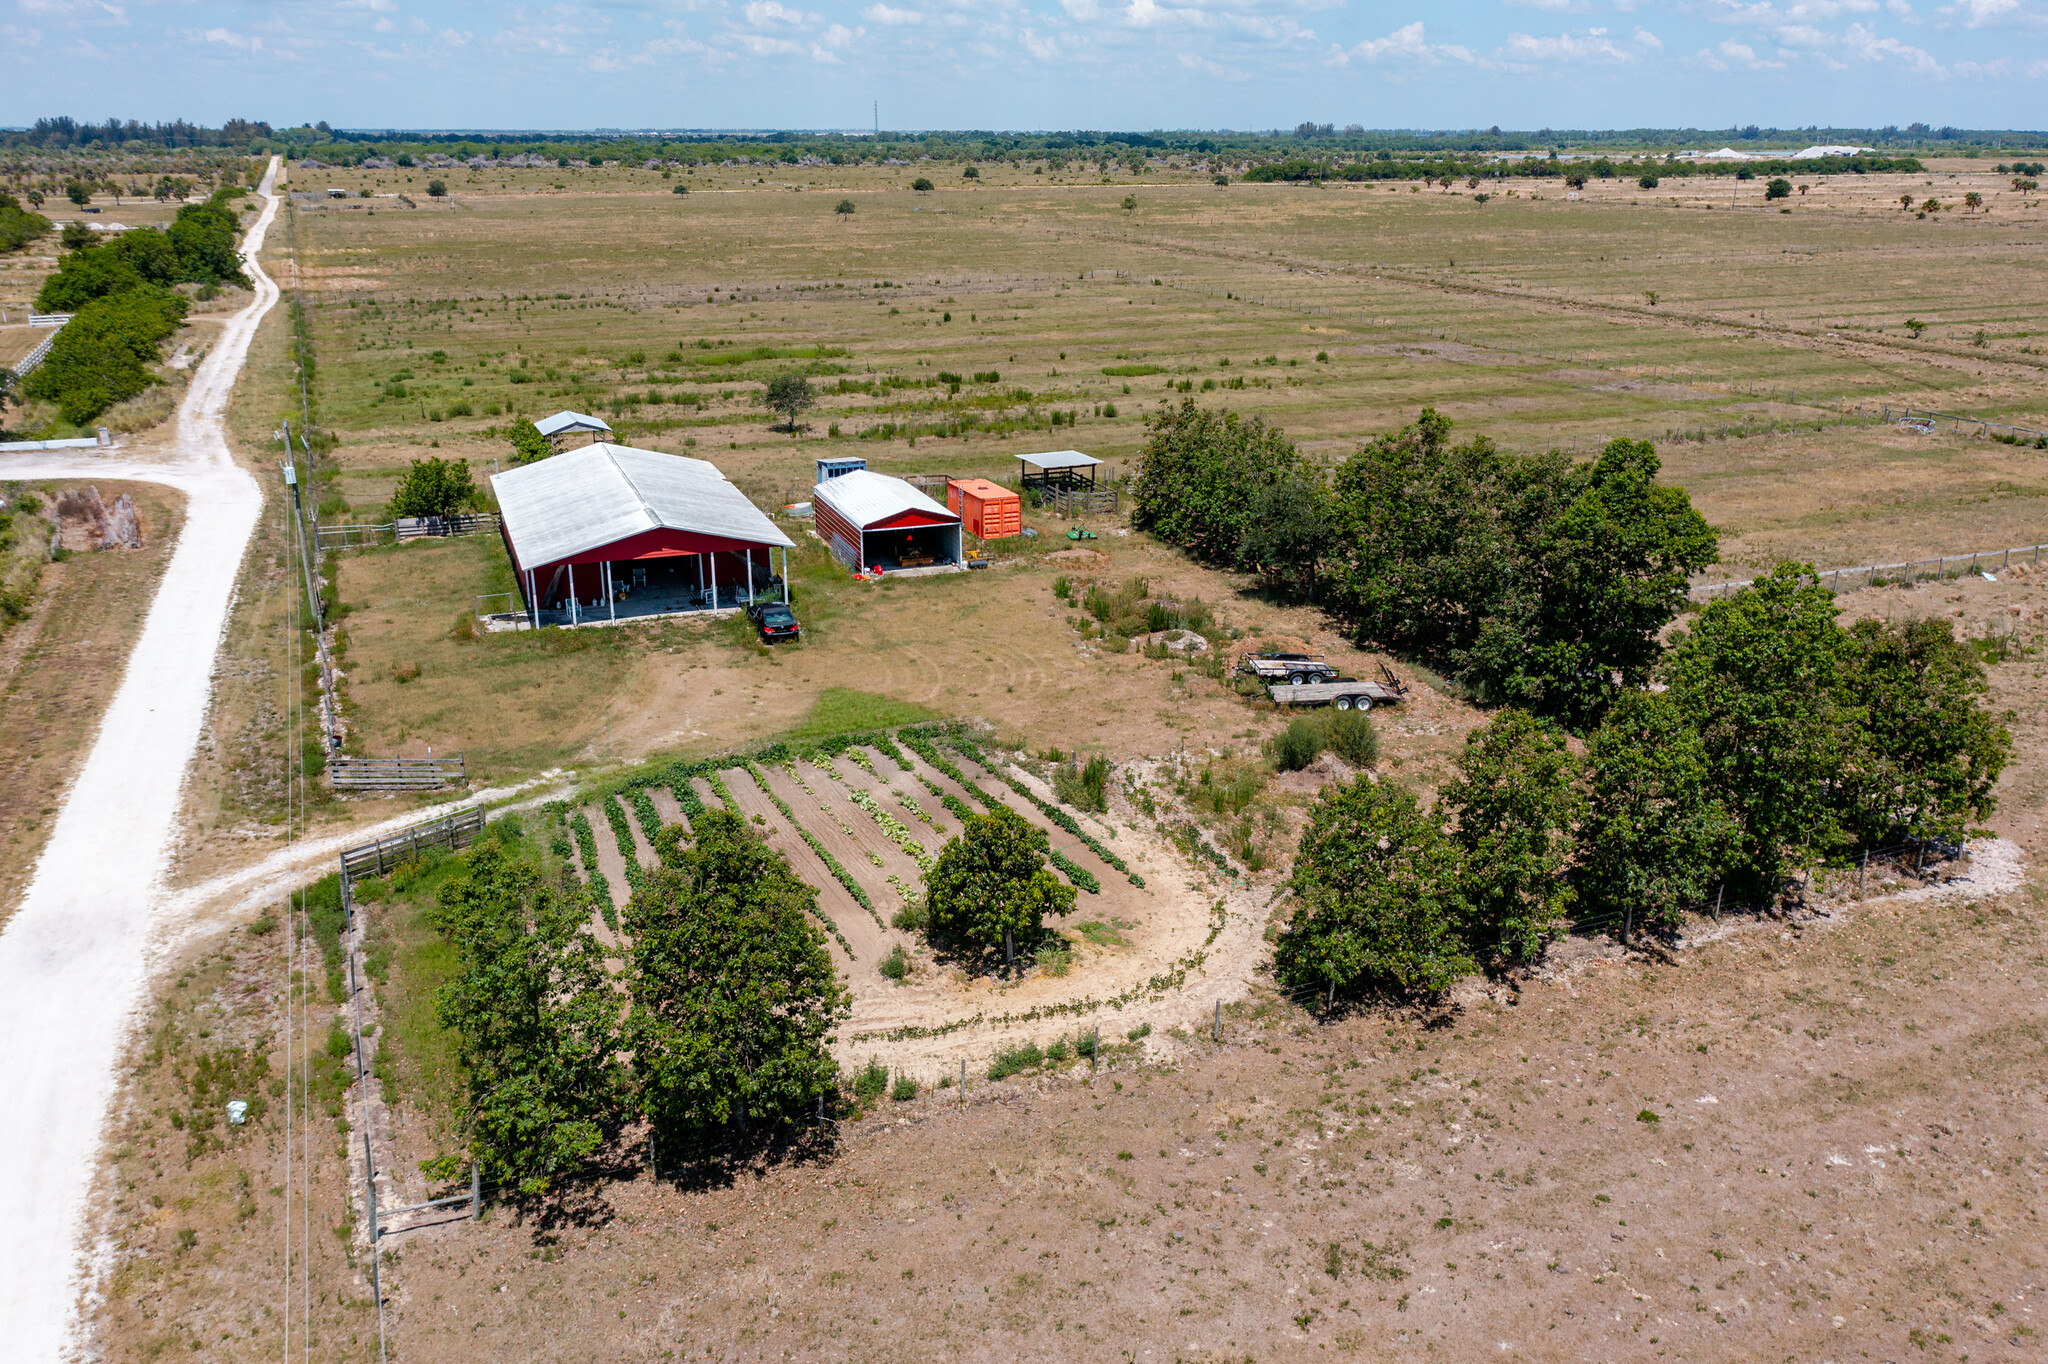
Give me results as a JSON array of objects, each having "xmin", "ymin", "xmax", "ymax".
[
  {"xmin": 331, "ymin": 752, "xmax": 467, "ymax": 793},
  {"xmin": 339, "ymin": 806, "xmax": 485, "ymax": 882},
  {"xmin": 1039, "ymin": 485, "xmax": 1120, "ymax": 518},
  {"xmin": 314, "ymin": 512, "xmax": 501, "ymax": 551}
]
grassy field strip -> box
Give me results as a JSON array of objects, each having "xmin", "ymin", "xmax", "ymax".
[{"xmin": 1042, "ymin": 210, "xmax": 2043, "ymax": 405}]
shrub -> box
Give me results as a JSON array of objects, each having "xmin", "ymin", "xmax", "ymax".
[
  {"xmin": 1272, "ymin": 717, "xmax": 1325, "ymax": 772},
  {"xmin": 853, "ymin": 1057, "xmax": 889, "ymax": 1101},
  {"xmin": 878, "ymin": 943, "xmax": 909, "ymax": 980},
  {"xmin": 1317, "ymin": 707, "xmax": 1376, "ymax": 766},
  {"xmin": 1637, "ymin": 173, "xmax": 1659, "ymax": 189},
  {"xmin": 1126, "ymin": 1022, "xmax": 1151, "ymax": 1041},
  {"xmin": 890, "ymin": 899, "xmax": 928, "ymax": 931},
  {"xmin": 987, "ymin": 1041, "xmax": 1044, "ymax": 1080},
  {"xmin": 0, "ymin": 192, "xmax": 51, "ymax": 254},
  {"xmin": 1764, "ymin": 177, "xmax": 1792, "ymax": 201},
  {"xmin": 911, "ymin": 177, "xmax": 933, "ymax": 192},
  {"xmin": 1033, "ymin": 939, "xmax": 1073, "ymax": 976},
  {"xmin": 1053, "ymin": 754, "xmax": 1109, "ymax": 812},
  {"xmin": 962, "ymin": 166, "xmax": 979, "ymax": 179},
  {"xmin": 427, "ymin": 180, "xmax": 448, "ymax": 198},
  {"xmin": 890, "ymin": 1073, "xmax": 918, "ymax": 1101}
]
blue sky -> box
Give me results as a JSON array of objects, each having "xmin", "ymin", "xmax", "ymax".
[{"xmin": 3, "ymin": 0, "xmax": 2043, "ymax": 133}]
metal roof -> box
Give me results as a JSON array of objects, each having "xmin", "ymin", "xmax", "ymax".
[
  {"xmin": 493, "ymin": 443, "xmax": 794, "ymax": 567},
  {"xmin": 1019, "ymin": 449, "xmax": 1101, "ymax": 471},
  {"xmin": 812, "ymin": 469, "xmax": 959, "ymax": 529},
  {"xmin": 534, "ymin": 409, "xmax": 613, "ymax": 437}
]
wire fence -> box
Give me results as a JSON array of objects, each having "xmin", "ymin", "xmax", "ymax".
[{"xmin": 1692, "ymin": 541, "xmax": 2048, "ymax": 601}]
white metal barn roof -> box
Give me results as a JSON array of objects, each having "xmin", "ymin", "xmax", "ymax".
[
  {"xmin": 812, "ymin": 469, "xmax": 958, "ymax": 528},
  {"xmin": 493, "ymin": 443, "xmax": 794, "ymax": 567},
  {"xmin": 1792, "ymin": 145, "xmax": 1874, "ymax": 159},
  {"xmin": 534, "ymin": 409, "xmax": 613, "ymax": 438},
  {"xmin": 1019, "ymin": 449, "xmax": 1102, "ymax": 471}
]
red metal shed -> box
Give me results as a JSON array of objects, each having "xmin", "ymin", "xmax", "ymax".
[
  {"xmin": 812, "ymin": 470, "xmax": 963, "ymax": 571},
  {"xmin": 946, "ymin": 478, "xmax": 1021, "ymax": 540}
]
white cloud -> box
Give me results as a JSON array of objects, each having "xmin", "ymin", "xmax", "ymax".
[
  {"xmin": 1842, "ymin": 20, "xmax": 1943, "ymax": 66},
  {"xmin": 1505, "ymin": 0, "xmax": 1589, "ymax": 11},
  {"xmin": 1695, "ymin": 0, "xmax": 1879, "ymax": 21},
  {"xmin": 1496, "ymin": 25, "xmax": 1640, "ymax": 61},
  {"xmin": 863, "ymin": 3, "xmax": 924, "ymax": 23},
  {"xmin": 741, "ymin": 1, "xmax": 810, "ymax": 26},
  {"xmin": 440, "ymin": 28, "xmax": 471, "ymax": 45},
  {"xmin": 1633, "ymin": 24, "xmax": 1663, "ymax": 46},
  {"xmin": 198, "ymin": 26, "xmax": 261, "ymax": 50},
  {"xmin": 1328, "ymin": 19, "xmax": 1472, "ymax": 64},
  {"xmin": 1936, "ymin": 0, "xmax": 2023, "ymax": 24},
  {"xmin": 1772, "ymin": 21, "xmax": 1833, "ymax": 42},
  {"xmin": 1694, "ymin": 34, "xmax": 1788, "ymax": 65}
]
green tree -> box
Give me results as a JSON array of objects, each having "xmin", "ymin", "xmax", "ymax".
[
  {"xmin": 1438, "ymin": 709, "xmax": 1580, "ymax": 964},
  {"xmin": 1274, "ymin": 778, "xmax": 1473, "ymax": 1001},
  {"xmin": 432, "ymin": 841, "xmax": 628, "ymax": 1195},
  {"xmin": 911, "ymin": 177, "xmax": 934, "ymax": 192},
  {"xmin": 1323, "ymin": 407, "xmax": 1575, "ymax": 685},
  {"xmin": 387, "ymin": 456, "xmax": 480, "ymax": 519},
  {"xmin": 626, "ymin": 809, "xmax": 848, "ymax": 1149},
  {"xmin": 104, "ymin": 227, "xmax": 183, "ymax": 284},
  {"xmin": 834, "ymin": 198, "xmax": 856, "ymax": 217},
  {"xmin": 0, "ymin": 191, "xmax": 52, "ymax": 254},
  {"xmin": 1234, "ymin": 473, "xmax": 1331, "ymax": 600},
  {"xmin": 1664, "ymin": 565, "xmax": 1853, "ymax": 900},
  {"xmin": 1472, "ymin": 437, "xmax": 1716, "ymax": 726},
  {"xmin": 1638, "ymin": 173, "xmax": 1659, "ymax": 189},
  {"xmin": 1834, "ymin": 617, "xmax": 2012, "ymax": 847},
  {"xmin": 34, "ymin": 248, "xmax": 145, "ymax": 312},
  {"xmin": 66, "ymin": 182, "xmax": 91, "ymax": 207},
  {"xmin": 1131, "ymin": 397, "xmax": 1300, "ymax": 565},
  {"xmin": 427, "ymin": 179, "xmax": 448, "ymax": 198},
  {"xmin": 962, "ymin": 165, "xmax": 979, "ymax": 179},
  {"xmin": 1765, "ymin": 177, "xmax": 1792, "ymax": 200},
  {"xmin": 23, "ymin": 287, "xmax": 188, "ymax": 424},
  {"xmin": 1575, "ymin": 691, "xmax": 1738, "ymax": 934},
  {"xmin": 925, "ymin": 804, "xmax": 1076, "ymax": 968},
  {"xmin": 507, "ymin": 416, "xmax": 553, "ymax": 465},
  {"xmin": 165, "ymin": 196, "xmax": 248, "ymax": 285},
  {"xmin": 762, "ymin": 369, "xmax": 817, "ymax": 434}
]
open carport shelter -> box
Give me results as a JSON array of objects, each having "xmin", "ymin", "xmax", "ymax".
[
  {"xmin": 493, "ymin": 442, "xmax": 795, "ymax": 627},
  {"xmin": 812, "ymin": 469, "xmax": 962, "ymax": 571}
]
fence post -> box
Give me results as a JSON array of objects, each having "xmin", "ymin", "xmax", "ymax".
[
  {"xmin": 1091, "ymin": 1028, "xmax": 1099, "ymax": 1073},
  {"xmin": 960, "ymin": 1058, "xmax": 966, "ymax": 1102},
  {"xmin": 471, "ymin": 1161, "xmax": 481, "ymax": 1220},
  {"xmin": 1858, "ymin": 850, "xmax": 1867, "ymax": 889},
  {"xmin": 1623, "ymin": 905, "xmax": 1632, "ymax": 947},
  {"xmin": 1713, "ymin": 885, "xmax": 1723, "ymax": 922},
  {"xmin": 1214, "ymin": 1000, "xmax": 1222, "ymax": 1042}
]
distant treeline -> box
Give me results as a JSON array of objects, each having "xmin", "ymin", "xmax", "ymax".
[
  {"xmin": 3, "ymin": 117, "xmax": 275, "ymax": 150},
  {"xmin": 1242, "ymin": 152, "xmax": 1925, "ymax": 183},
  {"xmin": 4, "ymin": 116, "xmax": 2042, "ymax": 161}
]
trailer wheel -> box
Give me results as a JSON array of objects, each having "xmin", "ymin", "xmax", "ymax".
[
  {"xmin": 1288, "ymin": 672, "xmax": 1307, "ymax": 686},
  {"xmin": 1333, "ymin": 695, "xmax": 1352, "ymax": 711}
]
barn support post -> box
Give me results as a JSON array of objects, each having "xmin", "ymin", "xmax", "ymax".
[
  {"xmin": 782, "ymin": 548, "xmax": 789, "ymax": 605},
  {"xmin": 746, "ymin": 550, "xmax": 754, "ymax": 605},
  {"xmin": 568, "ymin": 562, "xmax": 579, "ymax": 626},
  {"xmin": 606, "ymin": 560, "xmax": 615, "ymax": 621},
  {"xmin": 526, "ymin": 568, "xmax": 537, "ymax": 630},
  {"xmin": 708, "ymin": 550, "xmax": 716, "ymax": 609}
]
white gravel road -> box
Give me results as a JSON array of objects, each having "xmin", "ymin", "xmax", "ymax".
[{"xmin": 0, "ymin": 159, "xmax": 279, "ymax": 1361}]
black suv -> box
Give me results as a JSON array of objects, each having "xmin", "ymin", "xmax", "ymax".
[{"xmin": 747, "ymin": 600, "xmax": 801, "ymax": 643}]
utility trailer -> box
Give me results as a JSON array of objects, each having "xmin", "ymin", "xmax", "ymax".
[
  {"xmin": 1235, "ymin": 651, "xmax": 1341, "ymax": 685},
  {"xmin": 1266, "ymin": 663, "xmax": 1409, "ymax": 711}
]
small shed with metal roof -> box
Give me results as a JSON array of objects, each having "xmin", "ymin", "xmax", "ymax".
[
  {"xmin": 1018, "ymin": 449, "xmax": 1101, "ymax": 492},
  {"xmin": 812, "ymin": 469, "xmax": 962, "ymax": 571},
  {"xmin": 492, "ymin": 442, "xmax": 794, "ymax": 627},
  {"xmin": 534, "ymin": 409, "xmax": 613, "ymax": 446}
]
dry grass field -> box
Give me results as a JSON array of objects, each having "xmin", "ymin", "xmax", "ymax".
[{"xmin": 55, "ymin": 152, "xmax": 2048, "ymax": 1362}]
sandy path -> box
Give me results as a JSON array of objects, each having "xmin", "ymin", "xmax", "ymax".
[{"xmin": 0, "ymin": 162, "xmax": 284, "ymax": 1363}]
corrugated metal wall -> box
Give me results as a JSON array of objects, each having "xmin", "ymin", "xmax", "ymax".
[{"xmin": 813, "ymin": 496, "xmax": 864, "ymax": 569}]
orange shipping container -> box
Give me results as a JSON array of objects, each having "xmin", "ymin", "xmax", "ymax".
[{"xmin": 947, "ymin": 478, "xmax": 1022, "ymax": 540}]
